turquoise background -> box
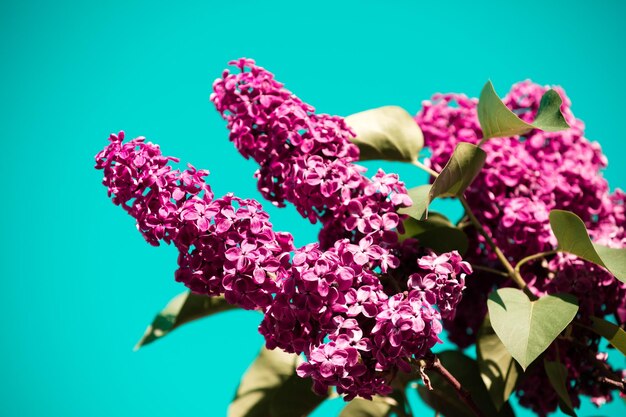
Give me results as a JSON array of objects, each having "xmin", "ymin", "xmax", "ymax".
[{"xmin": 2, "ymin": 0, "xmax": 625, "ymax": 416}]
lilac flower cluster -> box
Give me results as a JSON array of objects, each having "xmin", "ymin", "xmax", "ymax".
[
  {"xmin": 95, "ymin": 132, "xmax": 293, "ymax": 310},
  {"xmin": 416, "ymin": 81, "xmax": 626, "ymax": 412},
  {"xmin": 262, "ymin": 240, "xmax": 469, "ymax": 399},
  {"xmin": 211, "ymin": 59, "xmax": 411, "ymax": 248},
  {"xmin": 96, "ymin": 131, "xmax": 471, "ymax": 400}
]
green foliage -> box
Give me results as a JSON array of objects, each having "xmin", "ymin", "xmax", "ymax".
[
  {"xmin": 477, "ymin": 317, "xmax": 519, "ymax": 410},
  {"xmin": 544, "ymin": 358, "xmax": 577, "ymax": 416},
  {"xmin": 229, "ymin": 347, "xmax": 327, "ymax": 417},
  {"xmin": 398, "ymin": 184, "xmax": 431, "ymax": 220},
  {"xmin": 477, "ymin": 81, "xmax": 570, "ymax": 140},
  {"xmin": 135, "ymin": 292, "xmax": 235, "ymax": 350},
  {"xmin": 398, "ymin": 213, "xmax": 469, "ymax": 254},
  {"xmin": 588, "ymin": 316, "xmax": 626, "ymax": 356},
  {"xmin": 417, "ymin": 351, "xmax": 515, "ymax": 417},
  {"xmin": 339, "ymin": 397, "xmax": 394, "ymax": 417},
  {"xmin": 429, "ymin": 142, "xmax": 486, "ymax": 202},
  {"xmin": 487, "ymin": 288, "xmax": 578, "ymax": 370},
  {"xmin": 549, "ymin": 209, "xmax": 626, "ymax": 283},
  {"xmin": 345, "ymin": 106, "xmax": 424, "ymax": 162}
]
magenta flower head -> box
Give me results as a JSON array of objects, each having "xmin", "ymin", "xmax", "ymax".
[
  {"xmin": 211, "ymin": 59, "xmax": 412, "ymax": 248},
  {"xmin": 95, "ymin": 132, "xmax": 293, "ymax": 310}
]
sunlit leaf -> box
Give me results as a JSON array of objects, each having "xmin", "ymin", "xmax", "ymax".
[
  {"xmin": 589, "ymin": 316, "xmax": 626, "ymax": 356},
  {"xmin": 398, "ymin": 185, "xmax": 431, "ymax": 221},
  {"xmin": 549, "ymin": 209, "xmax": 626, "ymax": 283},
  {"xmin": 544, "ymin": 358, "xmax": 577, "ymax": 416},
  {"xmin": 345, "ymin": 106, "xmax": 424, "ymax": 162},
  {"xmin": 229, "ymin": 347, "xmax": 327, "ymax": 417},
  {"xmin": 417, "ymin": 351, "xmax": 515, "ymax": 417},
  {"xmin": 135, "ymin": 292, "xmax": 235, "ymax": 350},
  {"xmin": 339, "ymin": 396, "xmax": 394, "ymax": 417},
  {"xmin": 428, "ymin": 142, "xmax": 486, "ymax": 202},
  {"xmin": 477, "ymin": 81, "xmax": 570, "ymax": 140},
  {"xmin": 477, "ymin": 317, "xmax": 519, "ymax": 410},
  {"xmin": 487, "ymin": 288, "xmax": 578, "ymax": 370}
]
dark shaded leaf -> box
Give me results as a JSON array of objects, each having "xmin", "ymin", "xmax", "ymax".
[
  {"xmin": 549, "ymin": 210, "xmax": 626, "ymax": 283},
  {"xmin": 346, "ymin": 106, "xmax": 423, "ymax": 162},
  {"xmin": 477, "ymin": 316, "xmax": 519, "ymax": 410},
  {"xmin": 339, "ymin": 396, "xmax": 394, "ymax": 417},
  {"xmin": 135, "ymin": 292, "xmax": 235, "ymax": 350},
  {"xmin": 477, "ymin": 81, "xmax": 569, "ymax": 140},
  {"xmin": 229, "ymin": 347, "xmax": 327, "ymax": 417},
  {"xmin": 399, "ymin": 215, "xmax": 468, "ymax": 255},
  {"xmin": 487, "ymin": 288, "xmax": 578, "ymax": 370},
  {"xmin": 544, "ymin": 358, "xmax": 577, "ymax": 416},
  {"xmin": 417, "ymin": 350, "xmax": 515, "ymax": 417},
  {"xmin": 589, "ymin": 316, "xmax": 626, "ymax": 356}
]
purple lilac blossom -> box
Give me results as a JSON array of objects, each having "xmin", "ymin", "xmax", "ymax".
[
  {"xmin": 96, "ymin": 131, "xmax": 472, "ymax": 400},
  {"xmin": 95, "ymin": 132, "xmax": 293, "ymax": 310},
  {"xmin": 416, "ymin": 81, "xmax": 626, "ymax": 413},
  {"xmin": 211, "ymin": 58, "xmax": 411, "ymax": 249}
]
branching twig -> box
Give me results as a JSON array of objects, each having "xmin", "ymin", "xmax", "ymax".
[
  {"xmin": 423, "ymin": 353, "xmax": 487, "ymax": 417},
  {"xmin": 599, "ymin": 376, "xmax": 626, "ymax": 393}
]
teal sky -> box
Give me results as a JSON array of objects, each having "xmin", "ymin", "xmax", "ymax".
[{"xmin": 1, "ymin": 1, "xmax": 625, "ymax": 416}]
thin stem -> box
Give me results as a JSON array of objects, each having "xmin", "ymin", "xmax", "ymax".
[
  {"xmin": 514, "ymin": 250, "xmax": 558, "ymax": 277},
  {"xmin": 599, "ymin": 376, "xmax": 626, "ymax": 393},
  {"xmin": 411, "ymin": 159, "xmax": 440, "ymax": 178},
  {"xmin": 458, "ymin": 196, "xmax": 537, "ymax": 299},
  {"xmin": 471, "ymin": 265, "xmax": 509, "ymax": 278},
  {"xmin": 426, "ymin": 354, "xmax": 487, "ymax": 417}
]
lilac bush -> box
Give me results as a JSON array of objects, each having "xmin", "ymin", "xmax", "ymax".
[{"xmin": 95, "ymin": 59, "xmax": 626, "ymax": 417}]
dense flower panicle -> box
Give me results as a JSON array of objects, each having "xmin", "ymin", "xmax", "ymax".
[
  {"xmin": 407, "ymin": 251, "xmax": 471, "ymax": 319},
  {"xmin": 96, "ymin": 131, "xmax": 467, "ymax": 400},
  {"xmin": 95, "ymin": 132, "xmax": 293, "ymax": 310},
  {"xmin": 416, "ymin": 81, "xmax": 626, "ymax": 411},
  {"xmin": 371, "ymin": 293, "xmax": 442, "ymax": 372},
  {"xmin": 211, "ymin": 59, "xmax": 412, "ymax": 247},
  {"xmin": 175, "ymin": 195, "xmax": 294, "ymax": 310},
  {"xmin": 95, "ymin": 131, "xmax": 213, "ymax": 246}
]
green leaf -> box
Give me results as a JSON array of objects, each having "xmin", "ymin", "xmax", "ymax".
[
  {"xmin": 428, "ymin": 142, "xmax": 486, "ymax": 203},
  {"xmin": 135, "ymin": 292, "xmax": 235, "ymax": 350},
  {"xmin": 477, "ymin": 317, "xmax": 519, "ymax": 411},
  {"xmin": 544, "ymin": 358, "xmax": 577, "ymax": 416},
  {"xmin": 398, "ymin": 215, "xmax": 469, "ymax": 255},
  {"xmin": 398, "ymin": 184, "xmax": 431, "ymax": 221},
  {"xmin": 487, "ymin": 288, "xmax": 578, "ymax": 370},
  {"xmin": 549, "ymin": 209, "xmax": 626, "ymax": 283},
  {"xmin": 477, "ymin": 81, "xmax": 570, "ymax": 140},
  {"xmin": 588, "ymin": 316, "xmax": 626, "ymax": 356},
  {"xmin": 339, "ymin": 396, "xmax": 394, "ymax": 417},
  {"xmin": 417, "ymin": 351, "xmax": 515, "ymax": 417},
  {"xmin": 229, "ymin": 347, "xmax": 327, "ymax": 417},
  {"xmin": 345, "ymin": 106, "xmax": 424, "ymax": 162}
]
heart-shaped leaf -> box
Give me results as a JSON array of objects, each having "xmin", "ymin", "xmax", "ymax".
[
  {"xmin": 345, "ymin": 106, "xmax": 424, "ymax": 162},
  {"xmin": 487, "ymin": 288, "xmax": 578, "ymax": 370},
  {"xmin": 398, "ymin": 184, "xmax": 431, "ymax": 220},
  {"xmin": 544, "ymin": 358, "xmax": 577, "ymax": 416},
  {"xmin": 135, "ymin": 292, "xmax": 235, "ymax": 350},
  {"xmin": 588, "ymin": 316, "xmax": 626, "ymax": 356},
  {"xmin": 399, "ymin": 215, "xmax": 469, "ymax": 255},
  {"xmin": 429, "ymin": 142, "xmax": 486, "ymax": 202},
  {"xmin": 549, "ymin": 210, "xmax": 626, "ymax": 283},
  {"xmin": 477, "ymin": 317, "xmax": 519, "ymax": 411},
  {"xmin": 229, "ymin": 347, "xmax": 327, "ymax": 417},
  {"xmin": 477, "ymin": 81, "xmax": 570, "ymax": 140},
  {"xmin": 417, "ymin": 351, "xmax": 515, "ymax": 417},
  {"xmin": 339, "ymin": 396, "xmax": 394, "ymax": 417}
]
